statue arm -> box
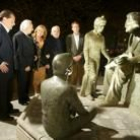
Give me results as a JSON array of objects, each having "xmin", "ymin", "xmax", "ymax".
[
  {"xmin": 68, "ymin": 87, "xmax": 88, "ymax": 115},
  {"xmin": 83, "ymin": 35, "xmax": 89, "ymax": 63},
  {"xmin": 128, "ymin": 55, "xmax": 140, "ymax": 63},
  {"xmin": 101, "ymin": 40, "xmax": 111, "ymax": 61}
]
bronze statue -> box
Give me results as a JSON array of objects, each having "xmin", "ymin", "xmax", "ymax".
[
  {"xmin": 41, "ymin": 53, "xmax": 97, "ymax": 139},
  {"xmin": 80, "ymin": 16, "xmax": 110, "ymax": 98},
  {"xmin": 103, "ymin": 12, "xmax": 140, "ymax": 106}
]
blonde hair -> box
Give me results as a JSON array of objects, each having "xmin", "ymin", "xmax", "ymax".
[{"xmin": 32, "ymin": 24, "xmax": 47, "ymax": 41}]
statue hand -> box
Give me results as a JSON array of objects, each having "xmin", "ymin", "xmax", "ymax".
[
  {"xmin": 107, "ymin": 58, "xmax": 114, "ymax": 64},
  {"xmin": 115, "ymin": 56, "xmax": 129, "ymax": 65}
]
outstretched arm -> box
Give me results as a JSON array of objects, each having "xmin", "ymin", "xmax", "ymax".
[
  {"xmin": 68, "ymin": 86, "xmax": 97, "ymax": 115},
  {"xmin": 101, "ymin": 38, "xmax": 111, "ymax": 62},
  {"xmin": 83, "ymin": 34, "xmax": 89, "ymax": 64},
  {"xmin": 68, "ymin": 87, "xmax": 88, "ymax": 115}
]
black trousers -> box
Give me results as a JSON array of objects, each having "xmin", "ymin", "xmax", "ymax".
[
  {"xmin": 0, "ymin": 72, "xmax": 13, "ymax": 118},
  {"xmin": 17, "ymin": 69, "xmax": 32, "ymax": 104}
]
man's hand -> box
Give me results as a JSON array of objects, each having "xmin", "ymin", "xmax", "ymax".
[
  {"xmin": 73, "ymin": 55, "xmax": 82, "ymax": 62},
  {"xmin": 0, "ymin": 62, "xmax": 9, "ymax": 73},
  {"xmin": 25, "ymin": 66, "xmax": 31, "ymax": 72},
  {"xmin": 34, "ymin": 55, "xmax": 38, "ymax": 61},
  {"xmin": 45, "ymin": 64, "xmax": 50, "ymax": 69}
]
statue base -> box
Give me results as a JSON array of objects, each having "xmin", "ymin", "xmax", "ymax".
[
  {"xmin": 16, "ymin": 95, "xmax": 53, "ymax": 140},
  {"xmin": 129, "ymin": 73, "xmax": 140, "ymax": 119}
]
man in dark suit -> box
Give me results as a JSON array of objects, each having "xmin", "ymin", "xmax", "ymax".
[
  {"xmin": 44, "ymin": 25, "xmax": 65, "ymax": 78},
  {"xmin": 0, "ymin": 10, "xmax": 16, "ymax": 120},
  {"xmin": 13, "ymin": 19, "xmax": 35, "ymax": 105},
  {"xmin": 66, "ymin": 21, "xmax": 84, "ymax": 86}
]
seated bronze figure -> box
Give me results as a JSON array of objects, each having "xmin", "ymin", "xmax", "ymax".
[{"xmin": 41, "ymin": 53, "xmax": 97, "ymax": 139}]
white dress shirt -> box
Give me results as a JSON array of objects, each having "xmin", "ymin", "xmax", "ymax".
[{"xmin": 73, "ymin": 34, "xmax": 79, "ymax": 50}]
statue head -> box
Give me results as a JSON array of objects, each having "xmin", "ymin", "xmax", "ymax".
[
  {"xmin": 52, "ymin": 53, "xmax": 73, "ymax": 79},
  {"xmin": 125, "ymin": 12, "xmax": 140, "ymax": 33},
  {"xmin": 93, "ymin": 15, "xmax": 107, "ymax": 34}
]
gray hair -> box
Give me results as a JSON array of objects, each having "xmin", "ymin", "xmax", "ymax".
[{"xmin": 20, "ymin": 19, "xmax": 32, "ymax": 31}]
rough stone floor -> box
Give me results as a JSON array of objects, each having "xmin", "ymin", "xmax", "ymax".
[{"xmin": 0, "ymin": 85, "xmax": 140, "ymax": 140}]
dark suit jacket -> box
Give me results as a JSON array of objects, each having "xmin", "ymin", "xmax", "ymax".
[
  {"xmin": 44, "ymin": 35, "xmax": 65, "ymax": 72},
  {"xmin": 13, "ymin": 31, "xmax": 35, "ymax": 70},
  {"xmin": 45, "ymin": 35, "xmax": 65, "ymax": 62},
  {"xmin": 0, "ymin": 24, "xmax": 13, "ymax": 75},
  {"xmin": 66, "ymin": 33, "xmax": 84, "ymax": 64}
]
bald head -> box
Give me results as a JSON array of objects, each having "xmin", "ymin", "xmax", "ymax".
[{"xmin": 51, "ymin": 25, "xmax": 60, "ymax": 39}]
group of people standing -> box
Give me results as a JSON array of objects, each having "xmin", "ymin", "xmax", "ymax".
[
  {"xmin": 13, "ymin": 21, "xmax": 65, "ymax": 105},
  {"xmin": 0, "ymin": 9, "xmax": 86, "ymax": 120},
  {"xmin": 0, "ymin": 9, "xmax": 66, "ymax": 120},
  {"xmin": 13, "ymin": 22, "xmax": 66, "ymax": 106},
  {"xmin": 0, "ymin": 9, "xmax": 112, "ymax": 121}
]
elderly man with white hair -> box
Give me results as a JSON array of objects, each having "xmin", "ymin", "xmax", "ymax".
[
  {"xmin": 80, "ymin": 16, "xmax": 111, "ymax": 99},
  {"xmin": 13, "ymin": 19, "xmax": 35, "ymax": 105},
  {"xmin": 44, "ymin": 25, "xmax": 65, "ymax": 78}
]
